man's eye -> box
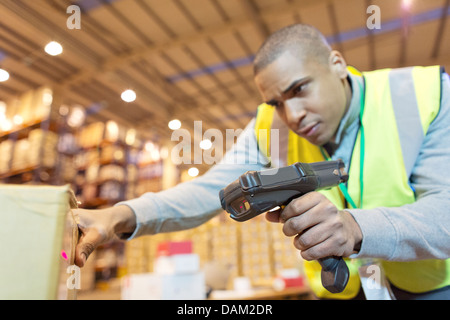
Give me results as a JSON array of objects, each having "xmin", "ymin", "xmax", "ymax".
[
  {"xmin": 268, "ymin": 101, "xmax": 282, "ymax": 108},
  {"xmin": 293, "ymin": 85, "xmax": 304, "ymax": 95},
  {"xmin": 273, "ymin": 101, "xmax": 282, "ymax": 108}
]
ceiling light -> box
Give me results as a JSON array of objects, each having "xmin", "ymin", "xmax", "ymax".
[
  {"xmin": 188, "ymin": 167, "xmax": 199, "ymax": 177},
  {"xmin": 199, "ymin": 139, "xmax": 212, "ymax": 150},
  {"xmin": 0, "ymin": 69, "xmax": 9, "ymax": 82},
  {"xmin": 121, "ymin": 89, "xmax": 136, "ymax": 102},
  {"xmin": 168, "ymin": 119, "xmax": 181, "ymax": 130},
  {"xmin": 45, "ymin": 41, "xmax": 63, "ymax": 56},
  {"xmin": 401, "ymin": 0, "xmax": 413, "ymax": 10}
]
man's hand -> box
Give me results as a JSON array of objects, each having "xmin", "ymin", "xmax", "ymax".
[
  {"xmin": 73, "ymin": 205, "xmax": 136, "ymax": 267},
  {"xmin": 265, "ymin": 192, "xmax": 362, "ymax": 261}
]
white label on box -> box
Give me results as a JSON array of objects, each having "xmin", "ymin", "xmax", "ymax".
[{"xmin": 154, "ymin": 254, "xmax": 200, "ymax": 275}]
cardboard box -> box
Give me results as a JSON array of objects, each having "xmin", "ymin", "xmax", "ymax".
[
  {"xmin": 0, "ymin": 184, "xmax": 77, "ymax": 300},
  {"xmin": 154, "ymin": 254, "xmax": 200, "ymax": 275}
]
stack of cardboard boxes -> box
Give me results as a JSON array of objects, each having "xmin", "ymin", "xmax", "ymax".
[{"xmin": 121, "ymin": 241, "xmax": 205, "ymax": 300}]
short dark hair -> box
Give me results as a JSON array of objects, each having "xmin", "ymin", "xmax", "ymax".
[{"xmin": 253, "ymin": 24, "xmax": 332, "ymax": 75}]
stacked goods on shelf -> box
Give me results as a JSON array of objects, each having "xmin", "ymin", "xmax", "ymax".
[
  {"xmin": 0, "ymin": 140, "xmax": 12, "ymax": 175},
  {"xmin": 124, "ymin": 235, "xmax": 151, "ymax": 275},
  {"xmin": 9, "ymin": 129, "xmax": 58, "ymax": 173},
  {"xmin": 33, "ymin": 87, "xmax": 54, "ymax": 123},
  {"xmin": 0, "ymin": 86, "xmax": 55, "ymax": 182},
  {"xmin": 16, "ymin": 91, "xmax": 33, "ymax": 125},
  {"xmin": 98, "ymin": 165, "xmax": 126, "ymax": 183},
  {"xmin": 209, "ymin": 215, "xmax": 239, "ymax": 283},
  {"xmin": 100, "ymin": 145, "xmax": 125, "ymax": 164},
  {"xmin": 122, "ymin": 240, "xmax": 205, "ymax": 300},
  {"xmin": 0, "ymin": 86, "xmax": 52, "ymax": 132},
  {"xmin": 29, "ymin": 129, "xmax": 59, "ymax": 168},
  {"xmin": 73, "ymin": 121, "xmax": 135, "ymax": 207},
  {"xmin": 135, "ymin": 142, "xmax": 163, "ymax": 196},
  {"xmin": 98, "ymin": 164, "xmax": 126, "ymax": 201},
  {"xmin": 189, "ymin": 223, "xmax": 212, "ymax": 266},
  {"xmin": 99, "ymin": 180, "xmax": 123, "ymax": 201},
  {"xmin": 57, "ymin": 132, "xmax": 79, "ymax": 183},
  {"xmin": 269, "ymin": 222, "xmax": 304, "ymax": 271},
  {"xmin": 240, "ymin": 216, "xmax": 274, "ymax": 286},
  {"xmin": 124, "ymin": 212, "xmax": 305, "ymax": 290},
  {"xmin": 125, "ymin": 164, "xmax": 138, "ymax": 200},
  {"xmin": 77, "ymin": 122, "xmax": 105, "ymax": 149},
  {"xmin": 10, "ymin": 138, "xmax": 30, "ymax": 171}
]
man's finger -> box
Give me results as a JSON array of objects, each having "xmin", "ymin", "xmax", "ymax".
[
  {"xmin": 74, "ymin": 228, "xmax": 103, "ymax": 267},
  {"xmin": 265, "ymin": 208, "xmax": 282, "ymax": 223},
  {"xmin": 279, "ymin": 192, "xmax": 322, "ymax": 222}
]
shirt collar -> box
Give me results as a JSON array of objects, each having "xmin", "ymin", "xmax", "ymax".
[{"xmin": 333, "ymin": 71, "xmax": 364, "ymax": 145}]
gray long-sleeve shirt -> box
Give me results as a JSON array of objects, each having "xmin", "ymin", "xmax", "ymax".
[{"xmin": 118, "ymin": 70, "xmax": 450, "ymax": 262}]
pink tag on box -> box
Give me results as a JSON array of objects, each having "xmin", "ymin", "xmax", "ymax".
[{"xmin": 157, "ymin": 241, "xmax": 192, "ymax": 256}]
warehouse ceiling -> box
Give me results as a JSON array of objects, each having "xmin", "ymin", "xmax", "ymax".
[{"xmin": 0, "ymin": 0, "xmax": 449, "ymax": 148}]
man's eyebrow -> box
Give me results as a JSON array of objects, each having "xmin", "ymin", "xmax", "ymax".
[
  {"xmin": 282, "ymin": 76, "xmax": 311, "ymax": 94},
  {"xmin": 265, "ymin": 76, "xmax": 311, "ymax": 106}
]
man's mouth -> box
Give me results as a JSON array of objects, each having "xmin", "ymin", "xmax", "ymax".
[{"xmin": 298, "ymin": 122, "xmax": 319, "ymax": 137}]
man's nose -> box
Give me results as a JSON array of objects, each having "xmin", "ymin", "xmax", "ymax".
[{"xmin": 284, "ymin": 100, "xmax": 306, "ymax": 127}]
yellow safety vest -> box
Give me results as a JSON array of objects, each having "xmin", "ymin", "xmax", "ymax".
[{"xmin": 254, "ymin": 65, "xmax": 450, "ymax": 299}]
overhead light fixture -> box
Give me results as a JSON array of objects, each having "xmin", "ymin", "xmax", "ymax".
[
  {"xmin": 121, "ymin": 89, "xmax": 136, "ymax": 103},
  {"xmin": 401, "ymin": 0, "xmax": 413, "ymax": 10},
  {"xmin": 168, "ymin": 119, "xmax": 181, "ymax": 130},
  {"xmin": 188, "ymin": 167, "xmax": 199, "ymax": 177},
  {"xmin": 45, "ymin": 41, "xmax": 63, "ymax": 56},
  {"xmin": 199, "ymin": 139, "xmax": 212, "ymax": 150},
  {"xmin": 0, "ymin": 68, "xmax": 9, "ymax": 82}
]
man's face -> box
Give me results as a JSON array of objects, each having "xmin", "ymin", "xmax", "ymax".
[{"xmin": 254, "ymin": 51, "xmax": 350, "ymax": 146}]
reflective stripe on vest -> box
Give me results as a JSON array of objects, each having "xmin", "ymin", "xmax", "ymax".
[{"xmin": 254, "ymin": 65, "xmax": 448, "ymax": 298}]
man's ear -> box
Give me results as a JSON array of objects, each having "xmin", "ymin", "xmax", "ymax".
[{"xmin": 329, "ymin": 50, "xmax": 348, "ymax": 79}]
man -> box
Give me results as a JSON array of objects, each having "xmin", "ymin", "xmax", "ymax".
[{"xmin": 74, "ymin": 24, "xmax": 450, "ymax": 300}]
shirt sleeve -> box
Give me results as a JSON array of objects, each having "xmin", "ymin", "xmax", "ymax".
[
  {"xmin": 116, "ymin": 119, "xmax": 268, "ymax": 239},
  {"xmin": 349, "ymin": 72, "xmax": 450, "ymax": 261}
]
